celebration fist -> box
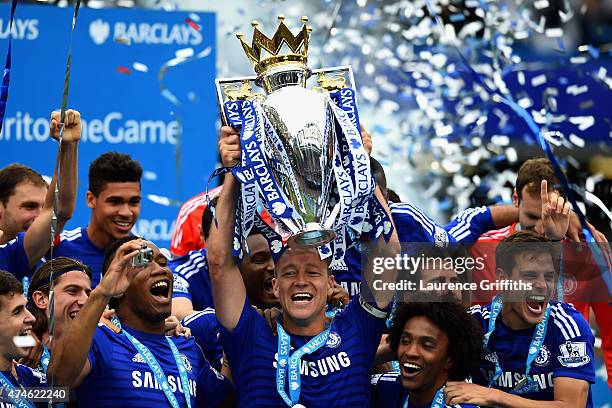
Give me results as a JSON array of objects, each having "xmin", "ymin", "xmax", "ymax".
[
  {"xmin": 218, "ymin": 126, "xmax": 241, "ymax": 167},
  {"xmin": 50, "ymin": 109, "xmax": 82, "ymax": 143}
]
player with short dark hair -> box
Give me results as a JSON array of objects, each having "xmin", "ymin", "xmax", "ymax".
[
  {"xmin": 471, "ymin": 158, "xmax": 612, "ymax": 390},
  {"xmin": 48, "ymin": 237, "xmax": 231, "ymax": 407},
  {"xmin": 0, "ymin": 270, "xmax": 47, "ymax": 407},
  {"xmin": 208, "ymin": 126, "xmax": 399, "ymax": 407},
  {"xmin": 371, "ymin": 302, "xmax": 482, "ymax": 407},
  {"xmin": 447, "ymin": 231, "xmax": 595, "ymax": 407},
  {"xmin": 52, "ymin": 151, "xmax": 143, "ymax": 287}
]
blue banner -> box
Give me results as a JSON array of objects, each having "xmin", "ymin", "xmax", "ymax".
[{"xmin": 0, "ymin": 4, "xmax": 217, "ymax": 248}]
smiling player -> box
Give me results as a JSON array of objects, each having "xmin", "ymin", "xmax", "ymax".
[
  {"xmin": 48, "ymin": 237, "xmax": 230, "ymax": 407},
  {"xmin": 52, "ymin": 152, "xmax": 142, "ymax": 287},
  {"xmin": 371, "ymin": 302, "xmax": 482, "ymax": 407},
  {"xmin": 447, "ymin": 231, "xmax": 595, "ymax": 407}
]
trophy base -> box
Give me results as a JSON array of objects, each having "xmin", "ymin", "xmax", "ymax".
[{"xmin": 287, "ymin": 223, "xmax": 336, "ymax": 248}]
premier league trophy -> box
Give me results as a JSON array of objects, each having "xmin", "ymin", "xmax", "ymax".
[{"xmin": 215, "ymin": 16, "xmax": 391, "ymax": 265}]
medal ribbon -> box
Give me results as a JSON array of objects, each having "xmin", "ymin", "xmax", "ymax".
[
  {"xmin": 111, "ymin": 317, "xmax": 192, "ymax": 408},
  {"xmin": 276, "ymin": 322, "xmax": 331, "ymax": 407},
  {"xmin": 0, "ymin": 371, "xmax": 35, "ymax": 408},
  {"xmin": 483, "ymin": 296, "xmax": 550, "ymax": 392},
  {"xmin": 402, "ymin": 386, "xmax": 445, "ymax": 408}
]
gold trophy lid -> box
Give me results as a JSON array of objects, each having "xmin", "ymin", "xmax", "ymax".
[{"xmin": 237, "ymin": 15, "xmax": 312, "ymax": 78}]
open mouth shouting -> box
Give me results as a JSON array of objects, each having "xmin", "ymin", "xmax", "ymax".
[
  {"xmin": 68, "ymin": 310, "xmax": 79, "ymax": 320},
  {"xmin": 290, "ymin": 292, "xmax": 314, "ymax": 305},
  {"xmin": 149, "ymin": 279, "xmax": 171, "ymax": 303},
  {"xmin": 525, "ymin": 294, "xmax": 547, "ymax": 315},
  {"xmin": 401, "ymin": 361, "xmax": 423, "ymax": 379}
]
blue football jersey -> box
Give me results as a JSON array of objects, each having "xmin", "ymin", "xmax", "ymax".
[
  {"xmin": 220, "ymin": 295, "xmax": 388, "ymax": 407},
  {"xmin": 75, "ymin": 324, "xmax": 230, "ymax": 407},
  {"xmin": 370, "ymin": 371, "xmax": 478, "ymax": 408},
  {"xmin": 0, "ymin": 232, "xmax": 30, "ymax": 281},
  {"xmin": 470, "ymin": 302, "xmax": 595, "ymax": 406},
  {"xmin": 170, "ymin": 249, "xmax": 214, "ymax": 311},
  {"xmin": 182, "ymin": 309, "xmax": 223, "ymax": 371},
  {"xmin": 333, "ymin": 204, "xmax": 494, "ymax": 298},
  {"xmin": 52, "ymin": 227, "xmax": 105, "ymax": 288},
  {"xmin": 1, "ymin": 364, "xmax": 47, "ymax": 408}
]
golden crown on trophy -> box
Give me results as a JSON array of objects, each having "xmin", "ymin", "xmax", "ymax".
[{"xmin": 237, "ymin": 15, "xmax": 312, "ymax": 76}]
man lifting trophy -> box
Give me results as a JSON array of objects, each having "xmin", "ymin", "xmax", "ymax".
[{"xmin": 215, "ymin": 15, "xmax": 392, "ymax": 266}]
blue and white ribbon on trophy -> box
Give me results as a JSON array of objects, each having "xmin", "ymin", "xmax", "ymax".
[{"xmin": 221, "ymin": 86, "xmax": 393, "ymax": 267}]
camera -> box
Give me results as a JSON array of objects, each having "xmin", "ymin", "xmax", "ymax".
[{"xmin": 132, "ymin": 243, "xmax": 154, "ymax": 267}]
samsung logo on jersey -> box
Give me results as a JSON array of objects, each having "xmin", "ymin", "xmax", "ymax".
[
  {"xmin": 0, "ymin": 111, "xmax": 181, "ymax": 145},
  {"xmin": 131, "ymin": 370, "xmax": 197, "ymax": 396},
  {"xmin": 89, "ymin": 18, "xmax": 202, "ymax": 45},
  {"xmin": 485, "ymin": 370, "xmax": 553, "ymax": 390},
  {"xmin": 273, "ymin": 351, "xmax": 351, "ymax": 377},
  {"xmin": 0, "ymin": 18, "xmax": 39, "ymax": 40}
]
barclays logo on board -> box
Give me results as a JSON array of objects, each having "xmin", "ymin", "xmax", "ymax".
[
  {"xmin": 0, "ymin": 18, "xmax": 39, "ymax": 40},
  {"xmin": 89, "ymin": 19, "xmax": 110, "ymax": 44},
  {"xmin": 88, "ymin": 18, "xmax": 202, "ymax": 46}
]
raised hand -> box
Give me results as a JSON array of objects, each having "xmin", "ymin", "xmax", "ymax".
[
  {"xmin": 540, "ymin": 179, "xmax": 570, "ymax": 241},
  {"xmin": 360, "ymin": 125, "xmax": 372, "ymax": 156},
  {"xmin": 218, "ymin": 126, "xmax": 241, "ymax": 167},
  {"xmin": 50, "ymin": 109, "xmax": 82, "ymax": 143},
  {"xmin": 96, "ymin": 240, "xmax": 145, "ymax": 299}
]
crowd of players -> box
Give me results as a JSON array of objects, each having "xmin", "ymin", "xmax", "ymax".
[{"xmin": 0, "ymin": 110, "xmax": 610, "ymax": 407}]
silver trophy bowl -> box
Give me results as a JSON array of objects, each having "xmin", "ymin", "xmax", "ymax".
[{"xmin": 260, "ymin": 67, "xmax": 336, "ymax": 247}]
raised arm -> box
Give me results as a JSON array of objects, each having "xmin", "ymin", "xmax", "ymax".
[
  {"xmin": 48, "ymin": 239, "xmax": 144, "ymax": 387},
  {"xmin": 207, "ymin": 126, "xmax": 247, "ymax": 331},
  {"xmin": 24, "ymin": 109, "xmax": 80, "ymax": 268},
  {"xmin": 362, "ymin": 186, "xmax": 400, "ymax": 310}
]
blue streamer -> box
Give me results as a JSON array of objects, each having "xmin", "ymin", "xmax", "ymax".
[{"xmin": 0, "ymin": 0, "xmax": 18, "ymax": 134}]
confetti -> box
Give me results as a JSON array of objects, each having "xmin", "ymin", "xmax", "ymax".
[
  {"xmin": 132, "ymin": 62, "xmax": 149, "ymax": 73},
  {"xmin": 185, "ymin": 17, "xmax": 201, "ymax": 31},
  {"xmin": 117, "ymin": 66, "xmax": 132, "ymax": 74},
  {"xmin": 114, "ymin": 36, "xmax": 131, "ymax": 45}
]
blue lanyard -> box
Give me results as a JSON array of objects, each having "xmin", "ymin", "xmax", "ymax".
[
  {"xmin": 483, "ymin": 296, "xmax": 550, "ymax": 391},
  {"xmin": 276, "ymin": 322, "xmax": 331, "ymax": 407},
  {"xmin": 40, "ymin": 344, "xmax": 51, "ymax": 374},
  {"xmin": 403, "ymin": 387, "xmax": 445, "ymax": 408},
  {"xmin": 111, "ymin": 317, "xmax": 192, "ymax": 408},
  {"xmin": 0, "ymin": 371, "xmax": 35, "ymax": 408}
]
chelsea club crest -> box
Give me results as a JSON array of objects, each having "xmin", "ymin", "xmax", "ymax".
[
  {"xmin": 326, "ymin": 332, "xmax": 341, "ymax": 348},
  {"xmin": 534, "ymin": 345, "xmax": 551, "ymax": 367}
]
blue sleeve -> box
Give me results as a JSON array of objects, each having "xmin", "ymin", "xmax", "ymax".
[
  {"xmin": 15, "ymin": 364, "xmax": 47, "ymax": 387},
  {"xmin": 0, "ymin": 232, "xmax": 30, "ymax": 280},
  {"xmin": 390, "ymin": 203, "xmax": 436, "ymax": 243},
  {"xmin": 87, "ymin": 326, "xmax": 113, "ymax": 374},
  {"xmin": 551, "ymin": 304, "xmax": 596, "ymax": 384},
  {"xmin": 445, "ymin": 206, "xmax": 494, "ymax": 243},
  {"xmin": 341, "ymin": 294, "xmax": 388, "ymax": 354},
  {"xmin": 172, "ymin": 273, "xmax": 193, "ymax": 301},
  {"xmin": 183, "ymin": 310, "xmax": 223, "ymax": 370},
  {"xmin": 195, "ymin": 357, "xmax": 232, "ymax": 408},
  {"xmin": 218, "ymin": 297, "xmax": 268, "ymax": 367}
]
